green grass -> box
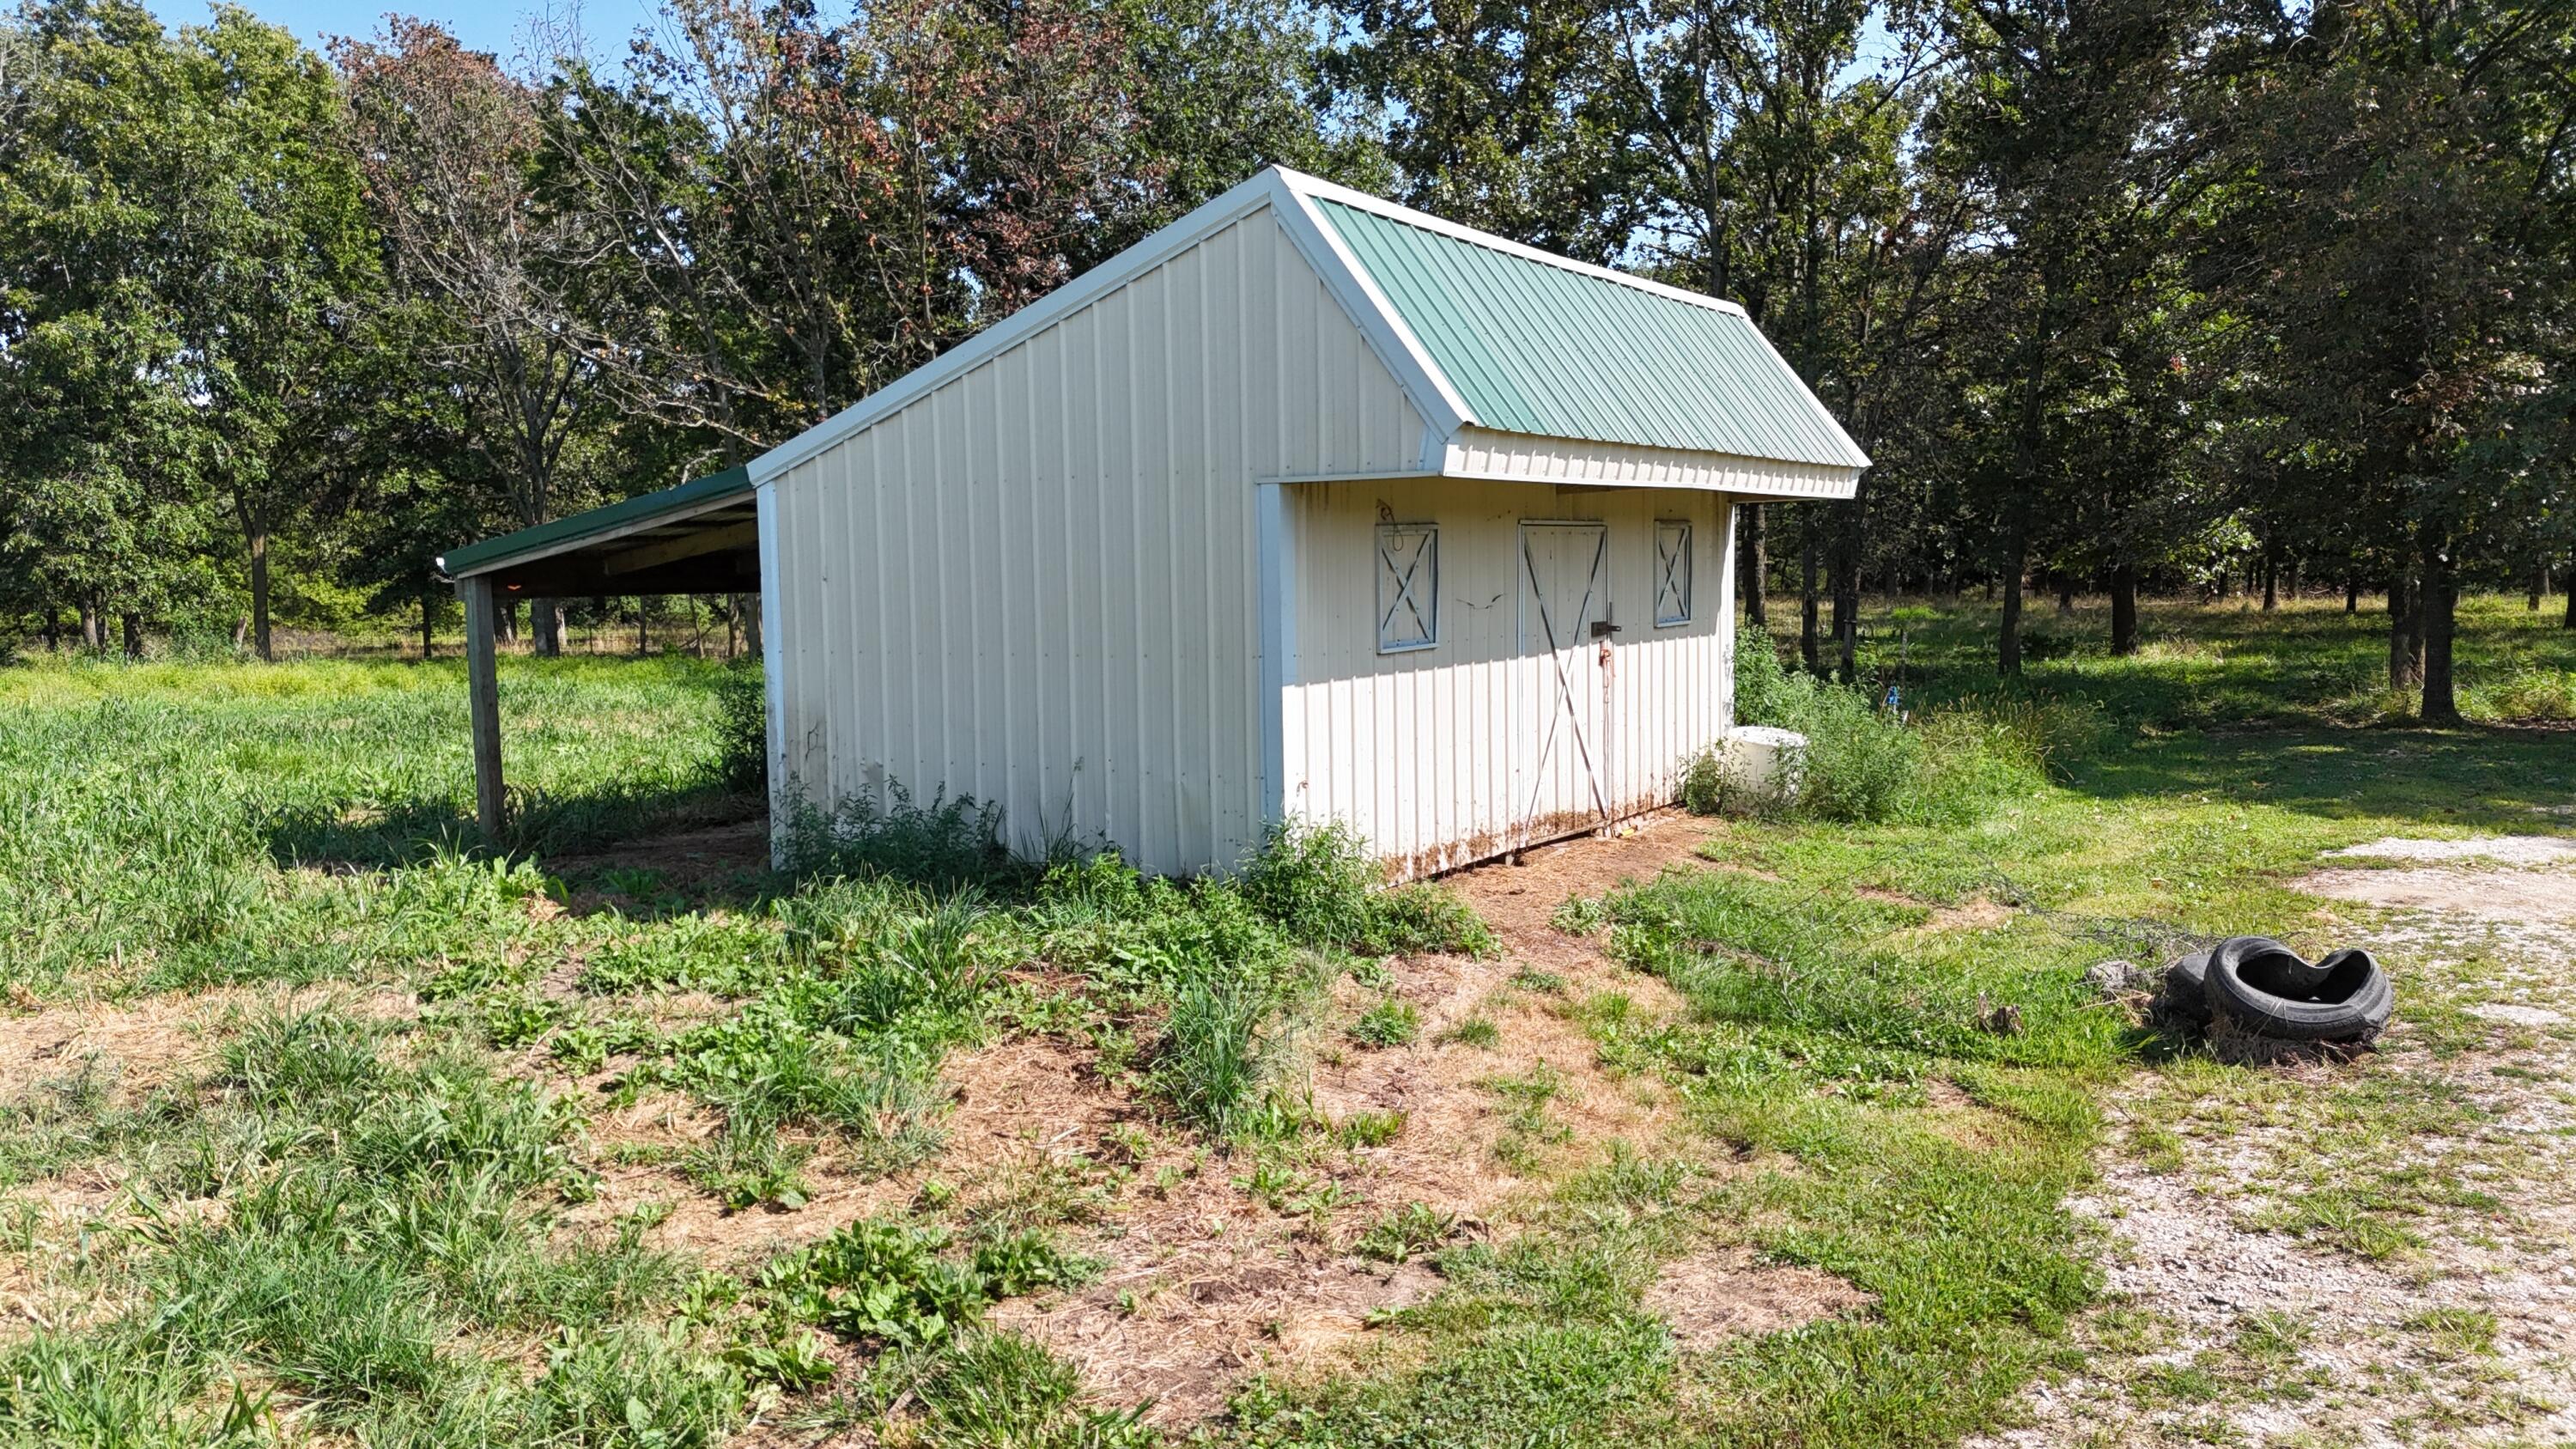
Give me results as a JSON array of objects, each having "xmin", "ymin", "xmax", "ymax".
[
  {"xmin": 1347, "ymin": 998, "xmax": 1421, "ymax": 1049},
  {"xmin": 1218, "ymin": 593, "xmax": 2575, "ymax": 1446},
  {"xmin": 2, "ymin": 595, "xmax": 2567, "ymax": 1446},
  {"xmin": 0, "ymin": 651, "xmax": 1504, "ymax": 1445},
  {"xmin": 0, "ymin": 654, "xmax": 745, "ymax": 1001}
]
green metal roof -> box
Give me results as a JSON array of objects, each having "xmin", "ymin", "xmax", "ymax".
[
  {"xmin": 1315, "ymin": 199, "xmax": 1869, "ymax": 470},
  {"xmin": 440, "ymin": 466, "xmax": 753, "ymax": 577}
]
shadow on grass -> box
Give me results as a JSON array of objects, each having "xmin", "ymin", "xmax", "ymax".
[
  {"xmin": 1834, "ymin": 593, "xmax": 2573, "ymax": 734},
  {"xmin": 2062, "ymin": 721, "xmax": 2573, "ymax": 832},
  {"xmin": 1788, "ymin": 594, "xmax": 2573, "ymax": 834},
  {"xmin": 261, "ymin": 780, "xmax": 765, "ymax": 877}
]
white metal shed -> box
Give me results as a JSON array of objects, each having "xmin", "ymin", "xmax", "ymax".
[
  {"xmin": 750, "ymin": 167, "xmax": 1863, "ymax": 876},
  {"xmin": 442, "ymin": 167, "xmax": 1865, "ymax": 874}
]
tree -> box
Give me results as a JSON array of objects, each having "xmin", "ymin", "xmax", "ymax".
[
  {"xmin": 2220, "ymin": 0, "xmax": 2576, "ymax": 720},
  {"xmin": 153, "ymin": 8, "xmax": 384, "ymax": 660},
  {"xmin": 1929, "ymin": 0, "xmax": 2211, "ymax": 674},
  {"xmin": 1324, "ymin": 0, "xmax": 1649, "ymax": 264},
  {"xmin": 549, "ymin": 0, "xmax": 1249, "ymax": 455},
  {"xmin": 1610, "ymin": 0, "xmax": 1955, "ymax": 675},
  {"xmin": 0, "ymin": 0, "xmax": 221, "ymax": 653},
  {"xmin": 337, "ymin": 18, "xmax": 597, "ymax": 655},
  {"xmin": 1095, "ymin": 0, "xmax": 1390, "ymax": 247}
]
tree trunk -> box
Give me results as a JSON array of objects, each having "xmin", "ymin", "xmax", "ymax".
[
  {"xmin": 1999, "ymin": 529, "xmax": 2028, "ymax": 676},
  {"xmin": 743, "ymin": 592, "xmax": 762, "ymax": 660},
  {"xmin": 1832, "ymin": 550, "xmax": 1859, "ymax": 683},
  {"xmin": 120, "ymin": 612, "xmax": 143, "ymax": 660},
  {"xmin": 2530, "ymin": 563, "xmax": 2547, "ymax": 611},
  {"xmin": 2260, "ymin": 554, "xmax": 2277, "ymax": 612},
  {"xmin": 1741, "ymin": 504, "xmax": 1768, "ymax": 627},
  {"xmin": 2110, "ymin": 563, "xmax": 2139, "ymax": 656},
  {"xmin": 2056, "ymin": 575, "xmax": 2075, "ymax": 616},
  {"xmin": 41, "ymin": 608, "xmax": 59, "ymax": 652},
  {"xmin": 1799, "ymin": 530, "xmax": 1820, "ymax": 673},
  {"xmin": 1834, "ymin": 523, "xmax": 1855, "ymax": 680},
  {"xmin": 248, "ymin": 527, "xmax": 273, "ymax": 661},
  {"xmin": 2344, "ymin": 579, "xmax": 2359, "ymax": 613},
  {"xmin": 532, "ymin": 597, "xmax": 563, "ymax": 657},
  {"xmin": 81, "ymin": 602, "xmax": 102, "ymax": 651},
  {"xmin": 638, "ymin": 600, "xmax": 649, "ymax": 655},
  {"xmin": 2419, "ymin": 538, "xmax": 2460, "ymax": 723},
  {"xmin": 420, "ymin": 585, "xmax": 435, "ymax": 661},
  {"xmin": 2387, "ymin": 575, "xmax": 2422, "ymax": 689}
]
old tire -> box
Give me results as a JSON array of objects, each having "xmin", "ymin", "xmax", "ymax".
[
  {"xmin": 2204, "ymin": 937, "xmax": 2391, "ymax": 1043},
  {"xmin": 2156, "ymin": 951, "xmax": 2214, "ymax": 1028},
  {"xmin": 2221, "ymin": 935, "xmax": 2333, "ymax": 998}
]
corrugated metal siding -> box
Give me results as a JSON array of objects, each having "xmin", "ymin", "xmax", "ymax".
[
  {"xmin": 1443, "ymin": 427, "xmax": 1858, "ymax": 498},
  {"xmin": 1280, "ymin": 479, "xmax": 1738, "ymax": 875},
  {"xmin": 768, "ymin": 204, "xmax": 1429, "ymax": 876},
  {"xmin": 1314, "ymin": 198, "xmax": 1870, "ymax": 471}
]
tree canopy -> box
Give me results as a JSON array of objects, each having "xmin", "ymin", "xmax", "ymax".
[{"xmin": 0, "ymin": 0, "xmax": 2568, "ymax": 710}]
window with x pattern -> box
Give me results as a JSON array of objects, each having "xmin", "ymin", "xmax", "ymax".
[
  {"xmin": 1653, "ymin": 521, "xmax": 1693, "ymax": 627},
  {"xmin": 1376, "ymin": 523, "xmax": 1438, "ymax": 653}
]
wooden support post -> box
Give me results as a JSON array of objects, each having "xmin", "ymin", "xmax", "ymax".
[{"xmin": 459, "ymin": 576, "xmax": 506, "ymax": 841}]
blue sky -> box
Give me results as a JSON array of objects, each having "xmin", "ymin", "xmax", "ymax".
[{"xmin": 146, "ymin": 0, "xmax": 671, "ymax": 65}]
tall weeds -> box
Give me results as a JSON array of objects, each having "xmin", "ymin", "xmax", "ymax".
[{"xmin": 1694, "ymin": 636, "xmax": 2102, "ymax": 825}]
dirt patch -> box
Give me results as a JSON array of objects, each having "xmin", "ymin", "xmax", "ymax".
[
  {"xmin": 1643, "ymin": 1247, "xmax": 1872, "ymax": 1350},
  {"xmin": 0, "ymin": 985, "xmax": 416, "ymax": 1102},
  {"xmin": 985, "ymin": 823, "xmax": 1723, "ymax": 1426},
  {"xmin": 566, "ymin": 1034, "xmax": 1142, "ymax": 1264},
  {"xmin": 997, "ymin": 1253, "xmax": 1443, "ymax": 1425},
  {"xmin": 2291, "ymin": 866, "xmax": 2576, "ymax": 926},
  {"xmin": 2323, "ymin": 835, "xmax": 2576, "ymax": 866},
  {"xmin": 1923, "ymin": 897, "xmax": 2014, "ymax": 933},
  {"xmin": 1311, "ymin": 822, "xmax": 1705, "ymax": 1202},
  {"xmin": 1441, "ymin": 812, "xmax": 1721, "ymax": 942},
  {"xmin": 2464, "ymin": 1002, "xmax": 2566, "ymax": 1027}
]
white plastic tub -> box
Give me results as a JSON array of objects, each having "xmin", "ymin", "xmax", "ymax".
[{"xmin": 1720, "ymin": 725, "xmax": 1808, "ymax": 807}]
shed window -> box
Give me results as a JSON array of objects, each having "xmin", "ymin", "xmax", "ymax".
[
  {"xmin": 1653, "ymin": 521, "xmax": 1693, "ymax": 627},
  {"xmin": 1376, "ymin": 523, "xmax": 1438, "ymax": 653}
]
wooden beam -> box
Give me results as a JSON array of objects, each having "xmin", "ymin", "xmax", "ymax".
[
  {"xmin": 604, "ymin": 519, "xmax": 759, "ymax": 576},
  {"xmin": 459, "ymin": 576, "xmax": 505, "ymax": 841}
]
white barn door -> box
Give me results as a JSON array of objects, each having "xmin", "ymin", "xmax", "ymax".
[{"xmin": 1516, "ymin": 521, "xmax": 1613, "ymax": 846}]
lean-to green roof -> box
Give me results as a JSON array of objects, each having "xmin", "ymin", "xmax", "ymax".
[
  {"xmin": 440, "ymin": 466, "xmax": 752, "ymax": 578},
  {"xmin": 1314, "ymin": 198, "xmax": 1869, "ymax": 470}
]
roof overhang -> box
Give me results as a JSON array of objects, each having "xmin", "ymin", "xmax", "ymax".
[
  {"xmin": 1430, "ymin": 428, "xmax": 1860, "ymax": 501},
  {"xmin": 436, "ymin": 466, "xmax": 760, "ymax": 596}
]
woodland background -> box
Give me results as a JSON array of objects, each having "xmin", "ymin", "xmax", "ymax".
[{"xmin": 2, "ymin": 0, "xmax": 2571, "ymax": 721}]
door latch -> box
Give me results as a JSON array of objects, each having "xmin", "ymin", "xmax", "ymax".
[{"xmin": 1589, "ymin": 619, "xmax": 1622, "ymax": 640}]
